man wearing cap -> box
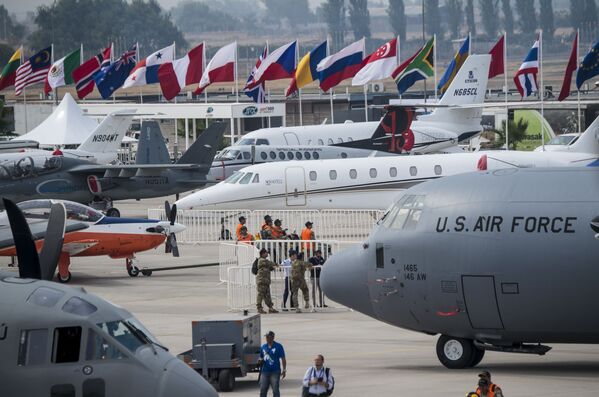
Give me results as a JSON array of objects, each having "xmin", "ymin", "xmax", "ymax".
[
  {"xmin": 258, "ymin": 331, "xmax": 286, "ymax": 397},
  {"xmin": 238, "ymin": 226, "xmax": 254, "ymax": 244},
  {"xmin": 301, "ymin": 221, "xmax": 316, "ymax": 253},
  {"xmin": 476, "ymin": 371, "xmax": 503, "ymax": 397},
  {"xmin": 236, "ymin": 216, "xmax": 247, "ymax": 240},
  {"xmin": 290, "ymin": 251, "xmax": 313, "ymax": 312},
  {"xmin": 256, "ymin": 248, "xmax": 279, "ymax": 314},
  {"xmin": 261, "ymin": 215, "xmax": 274, "ymax": 240}
]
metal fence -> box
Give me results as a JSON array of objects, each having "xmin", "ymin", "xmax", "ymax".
[
  {"xmin": 218, "ymin": 242, "xmax": 257, "ymax": 283},
  {"xmin": 148, "ymin": 208, "xmax": 384, "ymax": 243}
]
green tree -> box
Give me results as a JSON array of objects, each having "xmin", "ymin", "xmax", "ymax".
[
  {"xmin": 583, "ymin": 0, "xmax": 598, "ymax": 38},
  {"xmin": 388, "ymin": 0, "xmax": 407, "ymax": 44},
  {"xmin": 29, "ymin": 0, "xmax": 186, "ymax": 56},
  {"xmin": 480, "ymin": 0, "xmax": 499, "ymax": 38},
  {"xmin": 172, "ymin": 1, "xmax": 241, "ymax": 33},
  {"xmin": 321, "ymin": 0, "xmax": 346, "ymax": 51},
  {"xmin": 0, "ymin": 6, "xmax": 26, "ymax": 45},
  {"xmin": 348, "ymin": 0, "xmax": 371, "ymax": 40},
  {"xmin": 539, "ymin": 0, "xmax": 554, "ymax": 43},
  {"xmin": 424, "ymin": 0, "xmax": 441, "ymax": 37},
  {"xmin": 570, "ymin": 0, "xmax": 585, "ymax": 29},
  {"xmin": 493, "ymin": 119, "xmax": 528, "ymax": 149},
  {"xmin": 465, "ymin": 0, "xmax": 476, "ymax": 37},
  {"xmin": 501, "ymin": 0, "xmax": 514, "ymax": 36},
  {"xmin": 445, "ymin": 0, "xmax": 463, "ymax": 39},
  {"xmin": 0, "ymin": 43, "xmax": 16, "ymax": 66},
  {"xmin": 262, "ymin": 0, "xmax": 313, "ymax": 28},
  {"xmin": 515, "ymin": 0, "xmax": 537, "ymax": 35}
]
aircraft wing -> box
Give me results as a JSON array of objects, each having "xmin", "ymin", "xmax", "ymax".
[
  {"xmin": 385, "ymin": 100, "xmax": 594, "ymax": 110},
  {"xmin": 0, "ymin": 222, "xmax": 88, "ymax": 250},
  {"xmin": 68, "ymin": 163, "xmax": 207, "ymax": 178},
  {"xmin": 0, "ymin": 140, "xmax": 39, "ymax": 151},
  {"xmin": 62, "ymin": 239, "xmax": 99, "ymax": 255}
]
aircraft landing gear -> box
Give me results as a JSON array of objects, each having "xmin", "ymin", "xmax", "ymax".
[
  {"xmin": 106, "ymin": 207, "xmax": 121, "ymax": 218},
  {"xmin": 126, "ymin": 258, "xmax": 139, "ymax": 277},
  {"xmin": 57, "ymin": 271, "xmax": 72, "ymax": 283},
  {"xmin": 436, "ymin": 335, "xmax": 485, "ymax": 369},
  {"xmin": 89, "ymin": 196, "xmax": 120, "ymax": 217},
  {"xmin": 56, "ymin": 253, "xmax": 72, "ymax": 283}
]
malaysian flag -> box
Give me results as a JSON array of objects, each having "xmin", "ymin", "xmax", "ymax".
[
  {"xmin": 72, "ymin": 45, "xmax": 111, "ymax": 99},
  {"xmin": 514, "ymin": 38, "xmax": 539, "ymax": 98},
  {"xmin": 15, "ymin": 46, "xmax": 53, "ymax": 96},
  {"xmin": 245, "ymin": 46, "xmax": 267, "ymax": 103}
]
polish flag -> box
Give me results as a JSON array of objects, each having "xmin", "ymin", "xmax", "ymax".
[
  {"xmin": 158, "ymin": 44, "xmax": 204, "ymax": 101},
  {"xmin": 196, "ymin": 42, "xmax": 236, "ymax": 94}
]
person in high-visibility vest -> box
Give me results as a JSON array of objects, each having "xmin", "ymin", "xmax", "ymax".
[
  {"xmin": 475, "ymin": 372, "xmax": 503, "ymax": 397},
  {"xmin": 301, "ymin": 221, "xmax": 315, "ymax": 253},
  {"xmin": 238, "ymin": 226, "xmax": 254, "ymax": 244},
  {"xmin": 271, "ymin": 219, "xmax": 286, "ymax": 239},
  {"xmin": 236, "ymin": 216, "xmax": 247, "ymax": 240}
]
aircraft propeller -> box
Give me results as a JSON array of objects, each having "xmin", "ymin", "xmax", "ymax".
[{"xmin": 164, "ymin": 200, "xmax": 180, "ymax": 257}]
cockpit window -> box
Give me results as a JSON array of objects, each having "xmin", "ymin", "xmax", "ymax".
[
  {"xmin": 97, "ymin": 317, "xmax": 161, "ymax": 354},
  {"xmin": 224, "ymin": 171, "xmax": 244, "ymax": 184},
  {"xmin": 62, "ymin": 297, "xmax": 97, "ymax": 316},
  {"xmin": 239, "ymin": 172, "xmax": 254, "ymax": 184},
  {"xmin": 53, "ymin": 326, "xmax": 82, "ymax": 363},
  {"xmin": 14, "ymin": 200, "xmax": 103, "ymax": 223},
  {"xmin": 237, "ymin": 138, "xmax": 255, "ymax": 145},
  {"xmin": 215, "ymin": 149, "xmax": 241, "ymax": 161},
  {"xmin": 27, "ymin": 286, "xmax": 65, "ymax": 308},
  {"xmin": 256, "ymin": 139, "xmax": 269, "ymax": 145},
  {"xmin": 0, "ymin": 155, "xmax": 62, "ymax": 180},
  {"xmin": 18, "ymin": 329, "xmax": 49, "ymax": 366},
  {"xmin": 86, "ymin": 330, "xmax": 126, "ymax": 361},
  {"xmin": 383, "ymin": 195, "xmax": 425, "ymax": 230},
  {"xmin": 243, "ymin": 152, "xmax": 251, "ymax": 160},
  {"xmin": 252, "ymin": 174, "xmax": 260, "ymax": 183}
]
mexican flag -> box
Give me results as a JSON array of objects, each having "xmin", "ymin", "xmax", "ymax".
[
  {"xmin": 44, "ymin": 48, "xmax": 81, "ymax": 94},
  {"xmin": 0, "ymin": 47, "xmax": 22, "ymax": 91}
]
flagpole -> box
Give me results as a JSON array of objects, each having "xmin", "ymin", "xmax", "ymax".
[
  {"xmin": 539, "ymin": 30, "xmax": 545, "ymax": 150},
  {"xmin": 137, "ymin": 42, "xmax": 143, "ymax": 104},
  {"xmin": 51, "ymin": 43, "xmax": 58, "ymax": 104},
  {"xmin": 433, "ymin": 34, "xmax": 437, "ymax": 100},
  {"xmin": 397, "ymin": 35, "xmax": 402, "ymax": 101},
  {"xmin": 468, "ymin": 32, "xmax": 471, "ymax": 56},
  {"xmin": 234, "ymin": 41, "xmax": 239, "ymax": 102},
  {"xmin": 21, "ymin": 47, "xmax": 27, "ymax": 132},
  {"xmin": 297, "ymin": 39, "xmax": 303, "ymax": 126},
  {"xmin": 203, "ymin": 42, "xmax": 208, "ymax": 130},
  {"xmin": 577, "ymin": 28, "xmax": 581, "ymax": 134},
  {"xmin": 327, "ymin": 40, "xmax": 334, "ymax": 124},
  {"xmin": 111, "ymin": 42, "xmax": 116, "ymax": 104},
  {"xmin": 504, "ymin": 32, "xmax": 509, "ymax": 150}
]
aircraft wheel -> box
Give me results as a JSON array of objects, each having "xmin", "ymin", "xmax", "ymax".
[
  {"xmin": 217, "ymin": 369, "xmax": 235, "ymax": 392},
  {"xmin": 106, "ymin": 208, "xmax": 120, "ymax": 217},
  {"xmin": 436, "ymin": 335, "xmax": 475, "ymax": 369},
  {"xmin": 57, "ymin": 271, "xmax": 72, "ymax": 283},
  {"xmin": 141, "ymin": 269, "xmax": 153, "ymax": 276},
  {"xmin": 127, "ymin": 266, "xmax": 140, "ymax": 277},
  {"xmin": 470, "ymin": 347, "xmax": 485, "ymax": 367}
]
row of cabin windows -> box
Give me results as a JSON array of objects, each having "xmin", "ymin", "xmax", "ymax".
[
  {"xmin": 260, "ymin": 151, "xmax": 322, "ymax": 161},
  {"xmin": 315, "ymin": 137, "xmax": 354, "ymax": 145},
  {"xmin": 309, "ymin": 165, "xmax": 443, "ymax": 181}
]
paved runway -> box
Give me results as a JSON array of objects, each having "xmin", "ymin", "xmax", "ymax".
[{"xmin": 3, "ymin": 198, "xmax": 599, "ymax": 396}]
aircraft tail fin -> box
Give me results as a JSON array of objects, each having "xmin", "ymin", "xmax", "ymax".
[
  {"xmin": 76, "ymin": 110, "xmax": 134, "ymax": 154},
  {"xmin": 135, "ymin": 121, "xmax": 171, "ymax": 165},
  {"xmin": 566, "ymin": 115, "xmax": 599, "ymax": 155},
  {"xmin": 334, "ymin": 107, "xmax": 416, "ymax": 153},
  {"xmin": 176, "ymin": 122, "xmax": 226, "ymax": 165}
]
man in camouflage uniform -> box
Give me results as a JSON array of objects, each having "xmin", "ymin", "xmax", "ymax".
[
  {"xmin": 290, "ymin": 251, "xmax": 313, "ymax": 313},
  {"xmin": 256, "ymin": 248, "xmax": 279, "ymax": 314}
]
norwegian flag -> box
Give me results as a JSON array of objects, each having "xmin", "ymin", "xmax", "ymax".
[
  {"xmin": 72, "ymin": 45, "xmax": 111, "ymax": 99},
  {"xmin": 244, "ymin": 46, "xmax": 268, "ymax": 103},
  {"xmin": 514, "ymin": 38, "xmax": 539, "ymax": 98}
]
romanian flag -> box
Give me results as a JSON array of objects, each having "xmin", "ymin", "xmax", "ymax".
[
  {"xmin": 438, "ymin": 36, "xmax": 469, "ymax": 96},
  {"xmin": 392, "ymin": 37, "xmax": 434, "ymax": 95},
  {"xmin": 0, "ymin": 47, "xmax": 22, "ymax": 91},
  {"xmin": 286, "ymin": 41, "xmax": 327, "ymax": 97}
]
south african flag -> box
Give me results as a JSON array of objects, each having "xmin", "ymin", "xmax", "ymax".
[{"xmin": 392, "ymin": 37, "xmax": 435, "ymax": 95}]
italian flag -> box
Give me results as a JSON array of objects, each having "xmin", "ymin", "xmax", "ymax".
[
  {"xmin": 44, "ymin": 48, "xmax": 81, "ymax": 94},
  {"xmin": 0, "ymin": 47, "xmax": 22, "ymax": 91}
]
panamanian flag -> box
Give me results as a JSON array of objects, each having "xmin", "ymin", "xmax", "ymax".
[{"xmin": 514, "ymin": 38, "xmax": 539, "ymax": 98}]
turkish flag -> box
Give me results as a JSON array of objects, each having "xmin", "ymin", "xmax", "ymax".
[
  {"xmin": 488, "ymin": 35, "xmax": 505, "ymax": 79},
  {"xmin": 558, "ymin": 33, "xmax": 578, "ymax": 101}
]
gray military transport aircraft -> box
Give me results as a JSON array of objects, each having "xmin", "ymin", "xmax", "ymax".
[
  {"xmin": 321, "ymin": 167, "xmax": 599, "ymax": 369},
  {"xmin": 0, "ymin": 198, "xmax": 218, "ymax": 396},
  {"xmin": 0, "ymin": 121, "xmax": 226, "ymax": 217}
]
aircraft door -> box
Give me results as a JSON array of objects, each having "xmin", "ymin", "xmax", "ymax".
[
  {"xmin": 285, "ymin": 166, "xmax": 306, "ymax": 206},
  {"xmin": 462, "ymin": 276, "xmax": 504, "ymax": 329},
  {"xmin": 283, "ymin": 132, "xmax": 300, "ymax": 145}
]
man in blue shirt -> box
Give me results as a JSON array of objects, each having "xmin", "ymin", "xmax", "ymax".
[{"xmin": 259, "ymin": 331, "xmax": 287, "ymax": 397}]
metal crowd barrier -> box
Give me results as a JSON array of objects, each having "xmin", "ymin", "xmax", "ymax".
[
  {"xmin": 218, "ymin": 242, "xmax": 257, "ymax": 283},
  {"xmin": 147, "ymin": 208, "xmax": 384, "ymax": 243}
]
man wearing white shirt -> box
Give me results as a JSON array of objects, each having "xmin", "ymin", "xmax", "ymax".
[
  {"xmin": 302, "ymin": 354, "xmax": 334, "ymax": 397},
  {"xmin": 280, "ymin": 249, "xmax": 294, "ymax": 311}
]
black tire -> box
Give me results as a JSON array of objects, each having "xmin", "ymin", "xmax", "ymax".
[
  {"xmin": 127, "ymin": 266, "xmax": 139, "ymax": 277},
  {"xmin": 218, "ymin": 369, "xmax": 235, "ymax": 392},
  {"xmin": 436, "ymin": 335, "xmax": 475, "ymax": 369},
  {"xmin": 106, "ymin": 208, "xmax": 120, "ymax": 217},
  {"xmin": 470, "ymin": 347, "xmax": 485, "ymax": 367},
  {"xmin": 141, "ymin": 269, "xmax": 153, "ymax": 276},
  {"xmin": 57, "ymin": 271, "xmax": 72, "ymax": 283}
]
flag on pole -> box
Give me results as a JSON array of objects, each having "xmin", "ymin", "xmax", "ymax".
[
  {"xmin": 286, "ymin": 40, "xmax": 327, "ymax": 97},
  {"xmin": 72, "ymin": 45, "xmax": 111, "ymax": 99},
  {"xmin": 488, "ymin": 35, "xmax": 505, "ymax": 78},
  {"xmin": 576, "ymin": 39, "xmax": 599, "ymax": 90},
  {"xmin": 0, "ymin": 47, "xmax": 22, "ymax": 91},
  {"xmin": 44, "ymin": 48, "xmax": 81, "ymax": 94},
  {"xmin": 391, "ymin": 37, "xmax": 434, "ymax": 95},
  {"xmin": 352, "ymin": 38, "xmax": 398, "ymax": 86},
  {"xmin": 317, "ymin": 38, "xmax": 365, "ymax": 92},
  {"xmin": 93, "ymin": 44, "xmax": 137, "ymax": 99},
  {"xmin": 245, "ymin": 46, "xmax": 268, "ymax": 103},
  {"xmin": 196, "ymin": 42, "xmax": 236, "ymax": 94},
  {"xmin": 123, "ymin": 44, "xmax": 174, "ymax": 88},
  {"xmin": 15, "ymin": 46, "xmax": 53, "ymax": 96},
  {"xmin": 514, "ymin": 38, "xmax": 539, "ymax": 98},
  {"xmin": 558, "ymin": 32, "xmax": 578, "ymax": 101},
  {"xmin": 245, "ymin": 41, "xmax": 296, "ymax": 90},
  {"xmin": 438, "ymin": 36, "xmax": 469, "ymax": 95},
  {"xmin": 158, "ymin": 43, "xmax": 204, "ymax": 101}
]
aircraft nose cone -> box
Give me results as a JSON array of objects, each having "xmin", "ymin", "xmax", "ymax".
[
  {"xmin": 159, "ymin": 358, "xmax": 218, "ymax": 397},
  {"xmin": 171, "ymin": 222, "xmax": 186, "ymax": 234},
  {"xmin": 321, "ymin": 246, "xmax": 375, "ymax": 317},
  {"xmin": 174, "ymin": 196, "xmax": 195, "ymax": 210}
]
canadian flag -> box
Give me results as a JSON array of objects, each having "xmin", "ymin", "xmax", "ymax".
[
  {"xmin": 158, "ymin": 44, "xmax": 204, "ymax": 101},
  {"xmin": 196, "ymin": 42, "xmax": 236, "ymax": 94}
]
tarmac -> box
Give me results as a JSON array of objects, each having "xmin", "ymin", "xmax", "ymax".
[{"xmin": 3, "ymin": 197, "xmax": 599, "ymax": 396}]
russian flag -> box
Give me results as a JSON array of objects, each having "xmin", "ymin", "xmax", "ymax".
[
  {"xmin": 123, "ymin": 44, "xmax": 174, "ymax": 88},
  {"xmin": 245, "ymin": 41, "xmax": 296, "ymax": 90},
  {"xmin": 317, "ymin": 38, "xmax": 365, "ymax": 92},
  {"xmin": 158, "ymin": 43, "xmax": 204, "ymax": 101}
]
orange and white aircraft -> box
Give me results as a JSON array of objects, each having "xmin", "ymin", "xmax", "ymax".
[{"xmin": 0, "ymin": 199, "xmax": 184, "ymax": 282}]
